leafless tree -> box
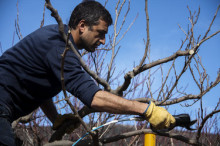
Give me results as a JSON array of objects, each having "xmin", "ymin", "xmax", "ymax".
[{"xmin": 10, "ymin": 0, "xmax": 220, "ymax": 145}]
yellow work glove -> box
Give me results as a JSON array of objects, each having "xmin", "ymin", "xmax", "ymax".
[
  {"xmin": 144, "ymin": 101, "xmax": 176, "ymax": 130},
  {"xmin": 52, "ymin": 114, "xmax": 80, "ymax": 134}
]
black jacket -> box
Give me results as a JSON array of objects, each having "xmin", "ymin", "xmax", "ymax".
[{"xmin": 0, "ymin": 24, "xmax": 100, "ymax": 121}]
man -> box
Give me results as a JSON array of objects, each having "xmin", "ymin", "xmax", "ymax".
[{"xmin": 0, "ymin": 1, "xmax": 175, "ymax": 145}]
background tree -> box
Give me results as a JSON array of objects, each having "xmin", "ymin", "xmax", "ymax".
[{"xmin": 0, "ymin": 0, "xmax": 219, "ymax": 145}]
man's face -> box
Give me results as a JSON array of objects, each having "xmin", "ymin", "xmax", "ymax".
[{"xmin": 80, "ymin": 19, "xmax": 108, "ymax": 52}]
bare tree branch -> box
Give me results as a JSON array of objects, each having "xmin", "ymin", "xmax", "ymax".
[
  {"xmin": 139, "ymin": 0, "xmax": 150, "ymax": 66},
  {"xmin": 196, "ymin": 109, "xmax": 220, "ymax": 141}
]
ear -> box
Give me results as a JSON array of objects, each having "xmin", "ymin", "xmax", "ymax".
[{"xmin": 78, "ymin": 20, "xmax": 86, "ymax": 33}]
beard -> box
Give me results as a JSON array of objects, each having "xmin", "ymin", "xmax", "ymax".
[{"xmin": 81, "ymin": 37, "xmax": 98, "ymax": 52}]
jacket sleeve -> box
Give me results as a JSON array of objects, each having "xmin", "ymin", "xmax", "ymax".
[{"xmin": 46, "ymin": 43, "xmax": 101, "ymax": 107}]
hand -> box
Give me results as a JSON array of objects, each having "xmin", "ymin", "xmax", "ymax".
[
  {"xmin": 144, "ymin": 102, "xmax": 176, "ymax": 130},
  {"xmin": 52, "ymin": 114, "xmax": 80, "ymax": 134}
]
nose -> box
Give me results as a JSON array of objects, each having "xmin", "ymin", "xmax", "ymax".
[{"xmin": 99, "ymin": 37, "xmax": 105, "ymax": 45}]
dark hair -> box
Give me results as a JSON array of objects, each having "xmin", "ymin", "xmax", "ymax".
[{"xmin": 68, "ymin": 1, "xmax": 113, "ymax": 29}]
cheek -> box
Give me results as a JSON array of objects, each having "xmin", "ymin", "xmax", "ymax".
[
  {"xmin": 82, "ymin": 31, "xmax": 99, "ymax": 46},
  {"xmin": 84, "ymin": 33, "xmax": 95, "ymax": 42},
  {"xmin": 89, "ymin": 35, "xmax": 99, "ymax": 45}
]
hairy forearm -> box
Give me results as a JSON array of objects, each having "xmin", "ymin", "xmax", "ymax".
[
  {"xmin": 40, "ymin": 99, "xmax": 58, "ymax": 123},
  {"xmin": 91, "ymin": 90, "xmax": 148, "ymax": 115}
]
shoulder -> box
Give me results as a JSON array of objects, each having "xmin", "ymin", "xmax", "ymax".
[
  {"xmin": 27, "ymin": 24, "xmax": 69, "ymax": 38},
  {"xmin": 37, "ymin": 24, "xmax": 69, "ymax": 35},
  {"xmin": 25, "ymin": 24, "xmax": 70, "ymax": 47},
  {"xmin": 30, "ymin": 24, "xmax": 60, "ymax": 38}
]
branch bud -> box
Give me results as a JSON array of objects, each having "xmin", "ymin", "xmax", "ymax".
[{"xmin": 189, "ymin": 49, "xmax": 194, "ymax": 55}]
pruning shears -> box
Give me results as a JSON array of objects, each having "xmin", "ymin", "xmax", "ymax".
[{"xmin": 151, "ymin": 114, "xmax": 197, "ymax": 132}]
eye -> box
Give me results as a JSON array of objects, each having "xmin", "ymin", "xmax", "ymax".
[
  {"xmin": 98, "ymin": 31, "xmax": 106, "ymax": 38},
  {"xmin": 100, "ymin": 33, "xmax": 105, "ymax": 38}
]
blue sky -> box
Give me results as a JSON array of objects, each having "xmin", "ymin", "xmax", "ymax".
[{"xmin": 0, "ymin": 0, "xmax": 219, "ymax": 118}]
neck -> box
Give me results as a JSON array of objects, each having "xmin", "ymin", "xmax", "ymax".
[{"xmin": 70, "ymin": 29, "xmax": 82, "ymax": 49}]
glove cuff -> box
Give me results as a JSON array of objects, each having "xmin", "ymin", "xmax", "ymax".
[
  {"xmin": 143, "ymin": 101, "xmax": 151, "ymax": 115},
  {"xmin": 143, "ymin": 101, "xmax": 156, "ymax": 119}
]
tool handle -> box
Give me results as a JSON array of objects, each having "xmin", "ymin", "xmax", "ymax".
[{"xmin": 173, "ymin": 114, "xmax": 191, "ymax": 127}]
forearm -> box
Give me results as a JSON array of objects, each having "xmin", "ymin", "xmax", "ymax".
[
  {"xmin": 40, "ymin": 99, "xmax": 58, "ymax": 123},
  {"xmin": 91, "ymin": 90, "xmax": 148, "ymax": 115}
]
